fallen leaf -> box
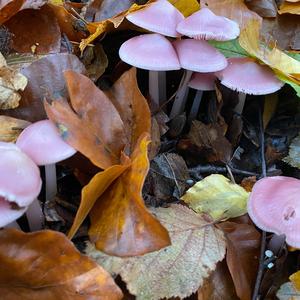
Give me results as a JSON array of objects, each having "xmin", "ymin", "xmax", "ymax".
[
  {"xmin": 197, "ymin": 261, "xmax": 239, "ymax": 300},
  {"xmin": 218, "ymin": 219, "xmax": 261, "ymax": 300},
  {"xmin": 290, "ymin": 271, "xmax": 300, "ymax": 290},
  {"xmin": 4, "ymin": 5, "xmax": 61, "ymax": 54},
  {"xmin": 182, "ymin": 174, "xmax": 249, "ymax": 221},
  {"xmin": 169, "ymin": 0, "xmax": 200, "ymax": 17},
  {"xmin": 283, "ymin": 133, "xmax": 300, "ymax": 168},
  {"xmin": 245, "ymin": 0, "xmax": 277, "ymax": 17},
  {"xmin": 0, "ymin": 52, "xmax": 27, "ymax": 110},
  {"xmin": 209, "ymin": 39, "xmax": 249, "ymax": 58},
  {"xmin": 199, "ymin": 0, "xmax": 262, "ymax": 29},
  {"xmin": 0, "ymin": 228, "xmax": 123, "ymax": 300},
  {"xmin": 279, "ymin": 1, "xmax": 300, "ymax": 15},
  {"xmin": 86, "ymin": 204, "xmax": 226, "ymax": 300},
  {"xmin": 277, "ymin": 282, "xmax": 300, "ymax": 299},
  {"xmin": 0, "ymin": 115, "xmax": 30, "ymax": 142}
]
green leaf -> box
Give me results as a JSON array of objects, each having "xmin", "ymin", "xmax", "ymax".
[{"xmin": 208, "ymin": 39, "xmax": 248, "ymax": 58}]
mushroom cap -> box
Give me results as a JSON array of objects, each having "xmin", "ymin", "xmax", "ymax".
[
  {"xmin": 215, "ymin": 57, "xmax": 284, "ymax": 95},
  {"xmin": 188, "ymin": 72, "xmax": 216, "ymax": 91},
  {"xmin": 176, "ymin": 7, "xmax": 240, "ymax": 41},
  {"xmin": 0, "ymin": 142, "xmax": 42, "ymax": 227},
  {"xmin": 16, "ymin": 120, "xmax": 76, "ymax": 166},
  {"xmin": 248, "ymin": 176, "xmax": 300, "ymax": 248},
  {"xmin": 119, "ymin": 33, "xmax": 181, "ymax": 71},
  {"xmin": 126, "ymin": 0, "xmax": 184, "ymax": 38},
  {"xmin": 173, "ymin": 39, "xmax": 227, "ymax": 72}
]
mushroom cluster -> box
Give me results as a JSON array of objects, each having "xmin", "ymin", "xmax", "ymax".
[
  {"xmin": 119, "ymin": 1, "xmax": 284, "ymax": 120},
  {"xmin": 0, "ymin": 120, "xmax": 76, "ymax": 230}
]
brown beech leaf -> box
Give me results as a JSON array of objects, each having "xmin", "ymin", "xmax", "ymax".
[
  {"xmin": 0, "ymin": 115, "xmax": 30, "ymax": 142},
  {"xmin": 200, "ymin": 0, "xmax": 262, "ymax": 28},
  {"xmin": 217, "ymin": 219, "xmax": 261, "ymax": 300},
  {"xmin": 45, "ymin": 70, "xmax": 127, "ymax": 169},
  {"xmin": 88, "ymin": 134, "xmax": 171, "ymax": 256},
  {"xmin": 0, "ymin": 228, "xmax": 123, "ymax": 300},
  {"xmin": 245, "ymin": 0, "xmax": 277, "ymax": 18},
  {"xmin": 5, "ymin": 5, "xmax": 61, "ymax": 54},
  {"xmin": 86, "ymin": 204, "xmax": 226, "ymax": 300},
  {"xmin": 1, "ymin": 53, "xmax": 86, "ymax": 122}
]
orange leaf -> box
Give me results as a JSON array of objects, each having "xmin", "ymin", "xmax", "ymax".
[
  {"xmin": 199, "ymin": 0, "xmax": 262, "ymax": 29},
  {"xmin": 45, "ymin": 70, "xmax": 127, "ymax": 169},
  {"xmin": 278, "ymin": 1, "xmax": 300, "ymax": 14},
  {"xmin": 0, "ymin": 0, "xmax": 25, "ymax": 24},
  {"xmin": 0, "ymin": 229, "xmax": 123, "ymax": 300},
  {"xmin": 89, "ymin": 134, "xmax": 171, "ymax": 256}
]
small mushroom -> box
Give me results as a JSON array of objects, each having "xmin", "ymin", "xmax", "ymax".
[
  {"xmin": 119, "ymin": 33, "xmax": 180, "ymax": 107},
  {"xmin": 215, "ymin": 57, "xmax": 284, "ymax": 114},
  {"xmin": 0, "ymin": 142, "xmax": 42, "ymax": 228},
  {"xmin": 16, "ymin": 119, "xmax": 76, "ymax": 229},
  {"xmin": 248, "ymin": 176, "xmax": 300, "ymax": 248}
]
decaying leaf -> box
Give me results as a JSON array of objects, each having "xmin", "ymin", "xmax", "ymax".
[
  {"xmin": 86, "ymin": 204, "xmax": 226, "ymax": 300},
  {"xmin": 245, "ymin": 0, "xmax": 277, "ymax": 18},
  {"xmin": 0, "ymin": 115, "xmax": 30, "ymax": 142},
  {"xmin": 0, "ymin": 229, "xmax": 123, "ymax": 300},
  {"xmin": 279, "ymin": 1, "xmax": 300, "ymax": 15},
  {"xmin": 182, "ymin": 174, "xmax": 249, "ymax": 221},
  {"xmin": 277, "ymin": 282, "xmax": 300, "ymax": 300},
  {"xmin": 290, "ymin": 270, "xmax": 300, "ymax": 291},
  {"xmin": 0, "ymin": 52, "xmax": 27, "ymax": 110},
  {"xmin": 283, "ymin": 133, "xmax": 300, "ymax": 168},
  {"xmin": 218, "ymin": 218, "xmax": 261, "ymax": 300}
]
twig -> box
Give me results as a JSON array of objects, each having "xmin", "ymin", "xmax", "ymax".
[{"xmin": 252, "ymin": 104, "xmax": 267, "ymax": 300}]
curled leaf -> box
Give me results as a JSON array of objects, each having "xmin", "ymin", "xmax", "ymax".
[{"xmin": 0, "ymin": 115, "xmax": 30, "ymax": 142}]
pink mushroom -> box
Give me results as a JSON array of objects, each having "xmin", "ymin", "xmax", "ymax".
[
  {"xmin": 0, "ymin": 142, "xmax": 42, "ymax": 228},
  {"xmin": 215, "ymin": 57, "xmax": 284, "ymax": 114},
  {"xmin": 176, "ymin": 7, "xmax": 240, "ymax": 41},
  {"xmin": 119, "ymin": 33, "xmax": 180, "ymax": 107},
  {"xmin": 16, "ymin": 120, "xmax": 76, "ymax": 230},
  {"xmin": 248, "ymin": 176, "xmax": 300, "ymax": 248}
]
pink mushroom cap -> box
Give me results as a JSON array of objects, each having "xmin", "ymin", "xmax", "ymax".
[
  {"xmin": 119, "ymin": 33, "xmax": 181, "ymax": 71},
  {"xmin": 126, "ymin": 0, "xmax": 184, "ymax": 38},
  {"xmin": 0, "ymin": 142, "xmax": 42, "ymax": 226},
  {"xmin": 188, "ymin": 72, "xmax": 216, "ymax": 91},
  {"xmin": 215, "ymin": 57, "xmax": 284, "ymax": 95},
  {"xmin": 16, "ymin": 120, "xmax": 76, "ymax": 166},
  {"xmin": 176, "ymin": 7, "xmax": 240, "ymax": 41},
  {"xmin": 173, "ymin": 39, "xmax": 227, "ymax": 72},
  {"xmin": 248, "ymin": 176, "xmax": 300, "ymax": 248}
]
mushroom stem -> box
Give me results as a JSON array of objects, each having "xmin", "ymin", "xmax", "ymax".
[
  {"xmin": 5, "ymin": 221, "xmax": 21, "ymax": 229},
  {"xmin": 26, "ymin": 198, "xmax": 44, "ymax": 231},
  {"xmin": 149, "ymin": 71, "xmax": 166, "ymax": 107},
  {"xmin": 188, "ymin": 90, "xmax": 203, "ymax": 123},
  {"xmin": 45, "ymin": 164, "xmax": 57, "ymax": 201},
  {"xmin": 234, "ymin": 92, "xmax": 247, "ymax": 115},
  {"xmin": 170, "ymin": 70, "xmax": 193, "ymax": 118}
]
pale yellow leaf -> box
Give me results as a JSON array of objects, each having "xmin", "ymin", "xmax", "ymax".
[
  {"xmin": 86, "ymin": 204, "xmax": 226, "ymax": 300},
  {"xmin": 181, "ymin": 174, "xmax": 249, "ymax": 221}
]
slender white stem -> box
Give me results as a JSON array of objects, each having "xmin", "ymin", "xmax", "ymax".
[
  {"xmin": 234, "ymin": 92, "xmax": 247, "ymax": 115},
  {"xmin": 5, "ymin": 221, "xmax": 21, "ymax": 229},
  {"xmin": 170, "ymin": 70, "xmax": 193, "ymax": 118},
  {"xmin": 149, "ymin": 71, "xmax": 166, "ymax": 108},
  {"xmin": 26, "ymin": 198, "xmax": 43, "ymax": 231},
  {"xmin": 45, "ymin": 164, "xmax": 57, "ymax": 202},
  {"xmin": 188, "ymin": 90, "xmax": 203, "ymax": 124}
]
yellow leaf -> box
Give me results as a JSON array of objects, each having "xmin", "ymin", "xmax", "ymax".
[
  {"xmin": 239, "ymin": 19, "xmax": 300, "ymax": 85},
  {"xmin": 169, "ymin": 0, "xmax": 200, "ymax": 17},
  {"xmin": 279, "ymin": 2, "xmax": 300, "ymax": 15},
  {"xmin": 290, "ymin": 271, "xmax": 300, "ymax": 291},
  {"xmin": 181, "ymin": 174, "xmax": 249, "ymax": 221}
]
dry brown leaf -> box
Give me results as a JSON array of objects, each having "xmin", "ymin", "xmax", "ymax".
[
  {"xmin": 0, "ymin": 228, "xmax": 123, "ymax": 300},
  {"xmin": 0, "ymin": 52, "xmax": 27, "ymax": 110},
  {"xmin": 218, "ymin": 219, "xmax": 261, "ymax": 300},
  {"xmin": 86, "ymin": 204, "xmax": 226, "ymax": 300},
  {"xmin": 4, "ymin": 5, "xmax": 61, "ymax": 54},
  {"xmin": 199, "ymin": 0, "xmax": 262, "ymax": 29},
  {"xmin": 279, "ymin": 1, "xmax": 300, "ymax": 14},
  {"xmin": 0, "ymin": 115, "xmax": 30, "ymax": 142},
  {"xmin": 245, "ymin": 0, "xmax": 277, "ymax": 17},
  {"xmin": 2, "ymin": 53, "xmax": 86, "ymax": 122}
]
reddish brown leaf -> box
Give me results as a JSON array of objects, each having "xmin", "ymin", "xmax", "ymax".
[
  {"xmin": 89, "ymin": 134, "xmax": 171, "ymax": 256},
  {"xmin": 1, "ymin": 53, "xmax": 86, "ymax": 122},
  {"xmin": 5, "ymin": 5, "xmax": 61, "ymax": 54},
  {"xmin": 0, "ymin": 229, "xmax": 123, "ymax": 300},
  {"xmin": 45, "ymin": 70, "xmax": 127, "ymax": 169},
  {"xmin": 217, "ymin": 219, "xmax": 261, "ymax": 300},
  {"xmin": 0, "ymin": 0, "xmax": 24, "ymax": 24}
]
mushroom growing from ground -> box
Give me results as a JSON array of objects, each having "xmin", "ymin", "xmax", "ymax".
[
  {"xmin": 248, "ymin": 176, "xmax": 300, "ymax": 248},
  {"xmin": 125, "ymin": 0, "xmax": 184, "ymax": 107},
  {"xmin": 0, "ymin": 142, "xmax": 42, "ymax": 228},
  {"xmin": 215, "ymin": 57, "xmax": 284, "ymax": 114}
]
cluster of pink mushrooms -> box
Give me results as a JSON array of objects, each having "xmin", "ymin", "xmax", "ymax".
[{"xmin": 119, "ymin": 0, "xmax": 284, "ymax": 120}]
